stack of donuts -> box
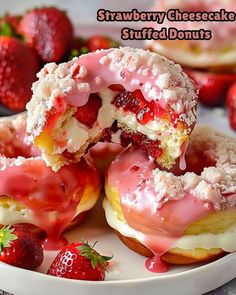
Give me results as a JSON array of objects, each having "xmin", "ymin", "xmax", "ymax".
[{"xmin": 1, "ymin": 46, "xmax": 236, "ymax": 272}]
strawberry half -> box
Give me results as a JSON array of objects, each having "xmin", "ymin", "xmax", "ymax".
[
  {"xmin": 0, "ymin": 224, "xmax": 44, "ymax": 270},
  {"xmin": 74, "ymin": 93, "xmax": 102, "ymax": 128},
  {"xmin": 0, "ymin": 36, "xmax": 40, "ymax": 111},
  {"xmin": 227, "ymin": 82, "xmax": 236, "ymax": 131},
  {"xmin": 186, "ymin": 69, "xmax": 236, "ymax": 107},
  {"xmin": 18, "ymin": 7, "xmax": 74, "ymax": 62},
  {"xmin": 47, "ymin": 241, "xmax": 112, "ymax": 281}
]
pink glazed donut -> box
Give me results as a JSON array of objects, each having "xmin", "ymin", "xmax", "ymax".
[
  {"xmin": 104, "ymin": 125, "xmax": 236, "ymax": 272},
  {"xmin": 0, "ymin": 114, "xmax": 101, "ymax": 250},
  {"xmin": 26, "ymin": 47, "xmax": 197, "ymax": 171}
]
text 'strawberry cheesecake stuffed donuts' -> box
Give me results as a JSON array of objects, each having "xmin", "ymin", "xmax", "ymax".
[
  {"xmin": 0, "ymin": 114, "xmax": 101, "ymax": 250},
  {"xmin": 146, "ymin": 0, "xmax": 236, "ymax": 107},
  {"xmin": 146, "ymin": 0, "xmax": 236, "ymax": 70},
  {"xmin": 26, "ymin": 47, "xmax": 197, "ymax": 171},
  {"xmin": 103, "ymin": 125, "xmax": 236, "ymax": 272}
]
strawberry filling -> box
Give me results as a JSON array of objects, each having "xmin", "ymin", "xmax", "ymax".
[
  {"xmin": 112, "ymin": 89, "xmax": 154, "ymax": 125},
  {"xmin": 74, "ymin": 93, "xmax": 102, "ymax": 128},
  {"xmin": 102, "ymin": 124, "xmax": 163, "ymax": 159},
  {"xmin": 45, "ymin": 96, "xmax": 67, "ymax": 131},
  {"xmin": 121, "ymin": 131, "xmax": 163, "ymax": 159}
]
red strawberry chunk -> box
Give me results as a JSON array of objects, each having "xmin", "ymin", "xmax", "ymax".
[
  {"xmin": 112, "ymin": 89, "xmax": 154, "ymax": 125},
  {"xmin": 74, "ymin": 93, "xmax": 102, "ymax": 128}
]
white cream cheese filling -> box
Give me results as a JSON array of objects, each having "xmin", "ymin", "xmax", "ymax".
[
  {"xmin": 103, "ymin": 198, "xmax": 236, "ymax": 253},
  {"xmin": 53, "ymin": 88, "xmax": 185, "ymax": 161},
  {"xmin": 0, "ymin": 203, "xmax": 34, "ymax": 225},
  {"xmin": 0, "ymin": 195, "xmax": 97, "ymax": 227}
]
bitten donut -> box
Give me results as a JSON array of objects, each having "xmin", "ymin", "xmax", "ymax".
[
  {"xmin": 146, "ymin": 0, "xmax": 236, "ymax": 70},
  {"xmin": 0, "ymin": 114, "xmax": 101, "ymax": 250},
  {"xmin": 26, "ymin": 47, "xmax": 197, "ymax": 171},
  {"xmin": 104, "ymin": 125, "xmax": 236, "ymax": 272}
]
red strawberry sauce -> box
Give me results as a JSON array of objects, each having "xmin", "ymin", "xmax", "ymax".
[{"xmin": 0, "ymin": 134, "xmax": 101, "ymax": 250}]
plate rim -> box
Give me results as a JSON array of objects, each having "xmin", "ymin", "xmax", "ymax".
[{"xmin": 1, "ymin": 251, "xmax": 236, "ymax": 286}]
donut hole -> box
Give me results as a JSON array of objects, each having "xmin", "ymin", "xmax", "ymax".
[
  {"xmin": 184, "ymin": 148, "xmax": 215, "ymax": 175},
  {"xmin": 172, "ymin": 143, "xmax": 216, "ymax": 176},
  {"xmin": 0, "ymin": 142, "xmax": 32, "ymax": 158},
  {"xmin": 0, "ymin": 126, "xmax": 39, "ymax": 159}
]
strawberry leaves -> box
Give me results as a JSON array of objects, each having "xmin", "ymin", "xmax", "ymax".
[
  {"xmin": 0, "ymin": 22, "xmax": 13, "ymax": 37},
  {"xmin": 0, "ymin": 225, "xmax": 17, "ymax": 252},
  {"xmin": 78, "ymin": 241, "xmax": 112, "ymax": 271}
]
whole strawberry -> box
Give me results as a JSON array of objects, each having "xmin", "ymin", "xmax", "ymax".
[
  {"xmin": 18, "ymin": 7, "xmax": 73, "ymax": 62},
  {"xmin": 0, "ymin": 36, "xmax": 40, "ymax": 111},
  {"xmin": 0, "ymin": 224, "xmax": 44, "ymax": 270},
  {"xmin": 0, "ymin": 15, "xmax": 21, "ymax": 36},
  {"xmin": 227, "ymin": 82, "xmax": 236, "ymax": 131},
  {"xmin": 186, "ymin": 69, "xmax": 236, "ymax": 107},
  {"xmin": 47, "ymin": 241, "xmax": 112, "ymax": 280},
  {"xmin": 86, "ymin": 35, "xmax": 120, "ymax": 52}
]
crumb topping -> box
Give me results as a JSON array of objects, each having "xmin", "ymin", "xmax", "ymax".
[
  {"xmin": 149, "ymin": 126, "xmax": 236, "ymax": 210},
  {"xmin": 26, "ymin": 47, "xmax": 197, "ymax": 171},
  {"xmin": 104, "ymin": 47, "xmax": 197, "ymax": 122},
  {"xmin": 27, "ymin": 47, "xmax": 197, "ymax": 137}
]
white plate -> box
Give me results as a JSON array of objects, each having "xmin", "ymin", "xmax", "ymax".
[
  {"xmin": 0, "ymin": 98, "xmax": 235, "ymax": 295},
  {"xmin": 1, "ymin": 196, "xmax": 236, "ymax": 295},
  {"xmin": 1, "ymin": 1, "xmax": 236, "ymax": 293},
  {"xmin": 0, "ymin": 106, "xmax": 236, "ymax": 295}
]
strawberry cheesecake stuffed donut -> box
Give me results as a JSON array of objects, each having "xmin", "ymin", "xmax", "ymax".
[
  {"xmin": 0, "ymin": 114, "xmax": 101, "ymax": 250},
  {"xmin": 146, "ymin": 0, "xmax": 236, "ymax": 70},
  {"xmin": 26, "ymin": 47, "xmax": 197, "ymax": 172},
  {"xmin": 104, "ymin": 125, "xmax": 236, "ymax": 272}
]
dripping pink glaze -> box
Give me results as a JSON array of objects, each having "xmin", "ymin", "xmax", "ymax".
[
  {"xmin": 0, "ymin": 118, "xmax": 101, "ymax": 250},
  {"xmin": 179, "ymin": 140, "xmax": 189, "ymax": 171},
  {"xmin": 64, "ymin": 49, "xmax": 184, "ymax": 115},
  {"xmin": 107, "ymin": 148, "xmax": 212, "ymax": 272},
  {"xmin": 0, "ymin": 158, "xmax": 101, "ymax": 250}
]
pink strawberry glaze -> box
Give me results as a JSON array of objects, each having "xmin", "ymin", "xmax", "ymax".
[
  {"xmin": 0, "ymin": 158, "xmax": 101, "ymax": 250},
  {"xmin": 107, "ymin": 148, "xmax": 212, "ymax": 272},
  {"xmin": 0, "ymin": 116, "xmax": 101, "ymax": 250},
  {"xmin": 60, "ymin": 48, "xmax": 195, "ymax": 122}
]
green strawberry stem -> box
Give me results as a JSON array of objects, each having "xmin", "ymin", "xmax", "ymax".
[
  {"xmin": 0, "ymin": 22, "xmax": 13, "ymax": 36},
  {"xmin": 78, "ymin": 241, "xmax": 113, "ymax": 271},
  {"xmin": 0, "ymin": 225, "xmax": 17, "ymax": 252}
]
